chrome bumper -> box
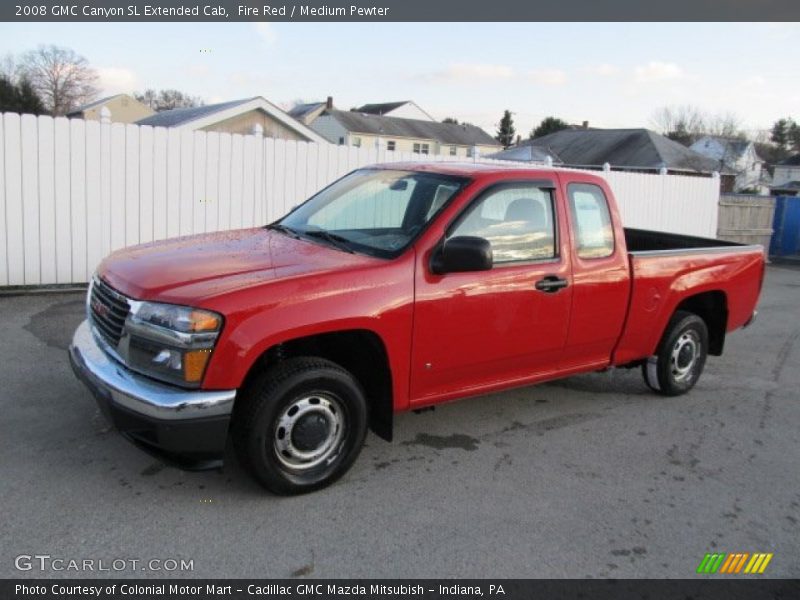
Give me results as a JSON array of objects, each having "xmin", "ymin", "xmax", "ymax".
[
  {"xmin": 69, "ymin": 320, "xmax": 235, "ymax": 420},
  {"xmin": 69, "ymin": 320, "xmax": 236, "ymax": 468}
]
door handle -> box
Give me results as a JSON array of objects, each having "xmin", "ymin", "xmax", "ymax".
[{"xmin": 535, "ymin": 275, "xmax": 569, "ymax": 293}]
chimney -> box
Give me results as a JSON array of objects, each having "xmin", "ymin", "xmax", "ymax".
[
  {"xmin": 582, "ymin": 120, "xmax": 589, "ymax": 129},
  {"xmin": 326, "ymin": 96, "xmax": 333, "ymax": 109}
]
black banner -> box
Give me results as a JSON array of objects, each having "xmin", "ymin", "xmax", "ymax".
[
  {"xmin": 3, "ymin": 0, "xmax": 800, "ymax": 22},
  {"xmin": 3, "ymin": 580, "xmax": 800, "ymax": 600}
]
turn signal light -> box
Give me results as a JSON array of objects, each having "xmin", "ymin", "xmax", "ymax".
[{"xmin": 184, "ymin": 349, "xmax": 213, "ymax": 382}]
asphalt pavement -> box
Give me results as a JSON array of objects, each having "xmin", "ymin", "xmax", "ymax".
[{"xmin": 1, "ymin": 266, "xmax": 798, "ymax": 578}]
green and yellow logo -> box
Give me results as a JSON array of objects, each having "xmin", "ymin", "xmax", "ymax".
[{"xmin": 696, "ymin": 552, "xmax": 773, "ymax": 574}]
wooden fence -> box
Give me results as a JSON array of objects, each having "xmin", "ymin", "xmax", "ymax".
[
  {"xmin": 0, "ymin": 112, "xmax": 721, "ymax": 286},
  {"xmin": 717, "ymin": 194, "xmax": 775, "ymax": 252}
]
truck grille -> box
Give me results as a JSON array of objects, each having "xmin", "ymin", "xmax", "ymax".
[{"xmin": 89, "ymin": 278, "xmax": 131, "ymax": 347}]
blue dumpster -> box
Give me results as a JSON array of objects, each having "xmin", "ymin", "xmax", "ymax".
[{"xmin": 770, "ymin": 196, "xmax": 800, "ymax": 258}]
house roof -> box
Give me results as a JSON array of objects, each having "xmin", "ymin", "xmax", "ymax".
[
  {"xmin": 355, "ymin": 101, "xmax": 436, "ymax": 121},
  {"xmin": 355, "ymin": 101, "xmax": 410, "ymax": 115},
  {"xmin": 288, "ymin": 101, "xmax": 326, "ymax": 120},
  {"xmin": 770, "ymin": 180, "xmax": 800, "ymax": 193},
  {"xmin": 67, "ymin": 94, "xmax": 126, "ymax": 115},
  {"xmin": 135, "ymin": 98, "xmax": 252, "ymax": 127},
  {"xmin": 778, "ymin": 154, "xmax": 800, "ymax": 166},
  {"xmin": 134, "ymin": 96, "xmax": 327, "ymax": 143},
  {"xmin": 324, "ymin": 110, "xmax": 499, "ymax": 147},
  {"xmin": 521, "ymin": 128, "xmax": 722, "ymax": 173},
  {"xmin": 487, "ymin": 144, "xmax": 563, "ymax": 164}
]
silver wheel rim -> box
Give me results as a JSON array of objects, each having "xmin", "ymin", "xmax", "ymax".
[
  {"xmin": 273, "ymin": 394, "xmax": 345, "ymax": 471},
  {"xmin": 671, "ymin": 330, "xmax": 700, "ymax": 383}
]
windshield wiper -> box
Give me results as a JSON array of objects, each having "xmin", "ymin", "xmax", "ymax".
[
  {"xmin": 299, "ymin": 228, "xmax": 355, "ymax": 254},
  {"xmin": 266, "ymin": 223, "xmax": 300, "ymax": 238}
]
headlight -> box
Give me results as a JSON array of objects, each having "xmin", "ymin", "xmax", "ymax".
[{"xmin": 124, "ymin": 301, "xmax": 223, "ymax": 387}]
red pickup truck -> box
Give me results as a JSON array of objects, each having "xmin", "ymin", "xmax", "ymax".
[{"xmin": 69, "ymin": 163, "xmax": 764, "ymax": 494}]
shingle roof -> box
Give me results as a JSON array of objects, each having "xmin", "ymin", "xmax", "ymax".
[
  {"xmin": 135, "ymin": 98, "xmax": 252, "ymax": 127},
  {"xmin": 355, "ymin": 101, "xmax": 410, "ymax": 115},
  {"xmin": 771, "ymin": 180, "xmax": 800, "ymax": 191},
  {"xmin": 778, "ymin": 154, "xmax": 800, "ymax": 166},
  {"xmin": 288, "ymin": 102, "xmax": 325, "ymax": 120},
  {"xmin": 67, "ymin": 94, "xmax": 122, "ymax": 115},
  {"xmin": 487, "ymin": 145, "xmax": 563, "ymax": 164},
  {"xmin": 521, "ymin": 128, "xmax": 721, "ymax": 173},
  {"xmin": 326, "ymin": 110, "xmax": 499, "ymax": 147}
]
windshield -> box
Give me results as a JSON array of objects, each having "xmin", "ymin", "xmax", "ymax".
[{"xmin": 278, "ymin": 169, "xmax": 469, "ymax": 257}]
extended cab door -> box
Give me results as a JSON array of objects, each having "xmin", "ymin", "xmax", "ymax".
[
  {"xmin": 410, "ymin": 179, "xmax": 573, "ymax": 404},
  {"xmin": 558, "ymin": 174, "xmax": 631, "ymax": 370}
]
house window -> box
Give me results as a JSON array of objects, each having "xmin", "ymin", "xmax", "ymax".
[
  {"xmin": 387, "ymin": 140, "xmax": 396, "ymax": 151},
  {"xmin": 413, "ymin": 143, "xmax": 421, "ymax": 154},
  {"xmin": 421, "ymin": 143, "xmax": 430, "ymax": 155},
  {"xmin": 352, "ymin": 136, "xmax": 362, "ymax": 148},
  {"xmin": 450, "ymin": 146, "xmax": 457, "ymax": 156},
  {"xmin": 466, "ymin": 147, "xmax": 474, "ymax": 158},
  {"xmin": 338, "ymin": 137, "xmax": 345, "ymax": 145}
]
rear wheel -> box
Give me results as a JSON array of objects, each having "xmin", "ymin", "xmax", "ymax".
[
  {"xmin": 642, "ymin": 311, "xmax": 708, "ymax": 396},
  {"xmin": 233, "ymin": 357, "xmax": 368, "ymax": 495}
]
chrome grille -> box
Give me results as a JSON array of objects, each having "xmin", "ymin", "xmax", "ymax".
[{"xmin": 89, "ymin": 278, "xmax": 130, "ymax": 347}]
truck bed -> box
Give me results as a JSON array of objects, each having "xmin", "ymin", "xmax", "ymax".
[{"xmin": 612, "ymin": 228, "xmax": 765, "ymax": 366}]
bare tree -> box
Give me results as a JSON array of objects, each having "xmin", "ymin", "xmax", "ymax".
[
  {"xmin": 134, "ymin": 89, "xmax": 203, "ymax": 112},
  {"xmin": 649, "ymin": 105, "xmax": 706, "ymax": 144},
  {"xmin": 19, "ymin": 45, "xmax": 99, "ymax": 115},
  {"xmin": 704, "ymin": 112, "xmax": 745, "ymax": 139}
]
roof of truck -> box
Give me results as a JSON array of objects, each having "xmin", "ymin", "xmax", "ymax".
[{"xmin": 370, "ymin": 161, "xmax": 594, "ymax": 180}]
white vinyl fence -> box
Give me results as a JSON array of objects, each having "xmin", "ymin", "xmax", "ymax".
[{"xmin": 0, "ymin": 113, "xmax": 720, "ymax": 286}]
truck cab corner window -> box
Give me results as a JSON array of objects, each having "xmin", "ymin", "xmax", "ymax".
[{"xmin": 567, "ymin": 183, "xmax": 614, "ymax": 259}]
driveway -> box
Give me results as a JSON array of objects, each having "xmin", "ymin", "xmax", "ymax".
[{"xmin": 1, "ymin": 266, "xmax": 798, "ymax": 578}]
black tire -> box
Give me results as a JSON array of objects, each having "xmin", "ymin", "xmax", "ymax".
[
  {"xmin": 233, "ymin": 357, "xmax": 368, "ymax": 495},
  {"xmin": 642, "ymin": 310, "xmax": 709, "ymax": 397}
]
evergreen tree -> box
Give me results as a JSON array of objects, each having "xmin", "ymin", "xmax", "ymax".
[
  {"xmin": 530, "ymin": 116, "xmax": 569, "ymax": 139},
  {"xmin": 495, "ymin": 110, "xmax": 515, "ymax": 148}
]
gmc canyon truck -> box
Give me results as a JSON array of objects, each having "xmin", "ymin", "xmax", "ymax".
[{"xmin": 69, "ymin": 163, "xmax": 764, "ymax": 494}]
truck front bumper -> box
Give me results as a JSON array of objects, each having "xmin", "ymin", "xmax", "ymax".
[{"xmin": 68, "ymin": 320, "xmax": 236, "ymax": 469}]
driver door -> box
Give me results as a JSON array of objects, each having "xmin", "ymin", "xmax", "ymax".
[{"xmin": 410, "ymin": 182, "xmax": 573, "ymax": 404}]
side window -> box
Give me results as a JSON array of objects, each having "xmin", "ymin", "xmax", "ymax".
[
  {"xmin": 567, "ymin": 183, "xmax": 614, "ymax": 259},
  {"xmin": 450, "ymin": 185, "xmax": 556, "ymax": 263}
]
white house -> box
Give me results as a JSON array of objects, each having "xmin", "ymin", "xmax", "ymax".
[
  {"xmin": 690, "ymin": 136, "xmax": 767, "ymax": 193},
  {"xmin": 136, "ymin": 96, "xmax": 327, "ymax": 143}
]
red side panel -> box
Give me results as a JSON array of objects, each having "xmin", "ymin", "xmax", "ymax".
[{"xmin": 612, "ymin": 248, "xmax": 764, "ymax": 365}]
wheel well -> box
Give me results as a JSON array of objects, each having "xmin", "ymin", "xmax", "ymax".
[
  {"xmin": 241, "ymin": 330, "xmax": 394, "ymax": 441},
  {"xmin": 674, "ymin": 291, "xmax": 727, "ymax": 355}
]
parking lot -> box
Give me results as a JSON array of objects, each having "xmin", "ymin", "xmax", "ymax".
[{"xmin": 1, "ymin": 265, "xmax": 798, "ymax": 579}]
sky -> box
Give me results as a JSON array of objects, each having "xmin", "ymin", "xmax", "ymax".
[{"xmin": 1, "ymin": 22, "xmax": 798, "ymax": 137}]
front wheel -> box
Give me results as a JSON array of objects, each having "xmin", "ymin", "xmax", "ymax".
[
  {"xmin": 642, "ymin": 311, "xmax": 708, "ymax": 396},
  {"xmin": 233, "ymin": 357, "xmax": 368, "ymax": 495}
]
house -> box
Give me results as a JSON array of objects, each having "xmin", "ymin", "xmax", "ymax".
[
  {"xmin": 773, "ymin": 154, "xmax": 800, "ymax": 188},
  {"xmin": 310, "ymin": 109, "xmax": 500, "ymax": 157},
  {"xmin": 289, "ymin": 97, "xmax": 435, "ymax": 126},
  {"xmin": 517, "ymin": 127, "xmax": 728, "ymax": 183},
  {"xmin": 354, "ymin": 101, "xmax": 435, "ymax": 121},
  {"xmin": 690, "ymin": 136, "xmax": 767, "ymax": 193},
  {"xmin": 67, "ymin": 94, "xmax": 154, "ymax": 124},
  {"xmin": 135, "ymin": 96, "xmax": 327, "ymax": 143}
]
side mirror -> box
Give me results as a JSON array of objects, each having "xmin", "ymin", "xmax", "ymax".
[{"xmin": 431, "ymin": 236, "xmax": 493, "ymax": 274}]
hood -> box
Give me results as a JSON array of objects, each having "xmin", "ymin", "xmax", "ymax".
[{"xmin": 99, "ymin": 228, "xmax": 377, "ymax": 303}]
